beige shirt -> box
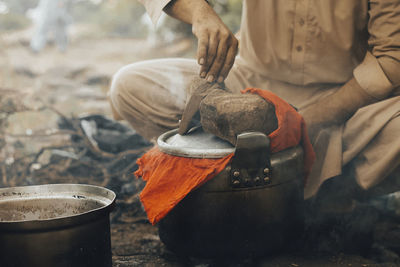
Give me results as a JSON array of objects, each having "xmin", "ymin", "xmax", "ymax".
[{"xmin": 140, "ymin": 0, "xmax": 400, "ymax": 100}]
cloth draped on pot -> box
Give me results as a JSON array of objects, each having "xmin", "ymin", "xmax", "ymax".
[{"xmin": 135, "ymin": 88, "xmax": 315, "ymax": 225}]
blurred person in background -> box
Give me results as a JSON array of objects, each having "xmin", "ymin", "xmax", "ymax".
[{"xmin": 30, "ymin": 0, "xmax": 73, "ymax": 53}]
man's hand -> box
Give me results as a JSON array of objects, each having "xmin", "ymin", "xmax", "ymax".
[
  {"xmin": 164, "ymin": 0, "xmax": 238, "ymax": 83},
  {"xmin": 299, "ymin": 78, "xmax": 376, "ymax": 141},
  {"xmin": 192, "ymin": 9, "xmax": 238, "ymax": 83}
]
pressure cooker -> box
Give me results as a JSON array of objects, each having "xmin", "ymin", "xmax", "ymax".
[{"xmin": 156, "ymin": 127, "xmax": 304, "ymax": 257}]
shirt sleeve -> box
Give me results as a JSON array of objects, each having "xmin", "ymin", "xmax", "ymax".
[
  {"xmin": 137, "ymin": 0, "xmax": 173, "ymax": 25},
  {"xmin": 353, "ymin": 0, "xmax": 400, "ymax": 99}
]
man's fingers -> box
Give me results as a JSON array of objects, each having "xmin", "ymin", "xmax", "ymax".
[
  {"xmin": 201, "ymin": 35, "xmax": 218, "ymax": 78},
  {"xmin": 205, "ymin": 35, "xmax": 230, "ymax": 82},
  {"xmin": 199, "ymin": 36, "xmax": 211, "ymax": 78},
  {"xmin": 215, "ymin": 39, "xmax": 238, "ymax": 82},
  {"xmin": 197, "ymin": 34, "xmax": 208, "ymax": 74},
  {"xmin": 195, "ymin": 27, "xmax": 237, "ymax": 82}
]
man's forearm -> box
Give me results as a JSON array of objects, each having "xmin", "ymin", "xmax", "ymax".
[
  {"xmin": 163, "ymin": 0, "xmax": 238, "ymax": 83},
  {"xmin": 300, "ymin": 78, "xmax": 377, "ymax": 137},
  {"xmin": 163, "ymin": 0, "xmax": 211, "ymax": 25}
]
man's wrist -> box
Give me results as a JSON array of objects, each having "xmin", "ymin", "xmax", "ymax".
[
  {"xmin": 164, "ymin": 0, "xmax": 212, "ymax": 25},
  {"xmin": 301, "ymin": 78, "xmax": 377, "ymax": 128},
  {"xmin": 191, "ymin": 0, "xmax": 218, "ymax": 25}
]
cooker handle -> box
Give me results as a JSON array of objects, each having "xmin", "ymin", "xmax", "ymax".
[{"xmin": 229, "ymin": 132, "xmax": 272, "ymax": 188}]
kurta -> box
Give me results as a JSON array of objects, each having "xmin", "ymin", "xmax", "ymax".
[{"xmin": 109, "ymin": 0, "xmax": 400, "ymax": 198}]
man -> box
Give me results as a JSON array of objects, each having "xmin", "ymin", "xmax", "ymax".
[{"xmin": 108, "ymin": 0, "xmax": 400, "ymax": 202}]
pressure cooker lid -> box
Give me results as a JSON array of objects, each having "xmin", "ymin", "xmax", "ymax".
[{"xmin": 157, "ymin": 127, "xmax": 235, "ymax": 158}]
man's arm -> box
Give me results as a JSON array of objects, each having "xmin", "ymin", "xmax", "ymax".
[
  {"xmin": 300, "ymin": 0, "xmax": 400, "ymax": 139},
  {"xmin": 163, "ymin": 0, "xmax": 238, "ymax": 83},
  {"xmin": 299, "ymin": 78, "xmax": 375, "ymax": 139}
]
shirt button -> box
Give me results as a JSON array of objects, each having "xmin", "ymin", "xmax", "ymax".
[
  {"xmin": 299, "ymin": 18, "xmax": 305, "ymax": 26},
  {"xmin": 296, "ymin": 45, "xmax": 303, "ymax": 52}
]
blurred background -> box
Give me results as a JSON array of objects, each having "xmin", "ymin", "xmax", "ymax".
[
  {"xmin": 2, "ymin": 2, "xmax": 400, "ymax": 265},
  {"xmin": 0, "ymin": 0, "xmax": 242, "ymax": 114},
  {"xmin": 0, "ymin": 0, "xmax": 242, "ymax": 189},
  {"xmin": 0, "ymin": 0, "xmax": 242, "ymax": 103},
  {"xmin": 0, "ymin": 2, "xmax": 244, "ymax": 264}
]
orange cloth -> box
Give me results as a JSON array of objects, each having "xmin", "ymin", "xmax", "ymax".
[
  {"xmin": 242, "ymin": 88, "xmax": 315, "ymax": 178},
  {"xmin": 135, "ymin": 88, "xmax": 315, "ymax": 225},
  {"xmin": 135, "ymin": 149, "xmax": 233, "ymax": 225}
]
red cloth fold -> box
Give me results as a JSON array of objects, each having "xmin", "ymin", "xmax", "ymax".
[
  {"xmin": 135, "ymin": 149, "xmax": 233, "ymax": 225},
  {"xmin": 135, "ymin": 88, "xmax": 315, "ymax": 225},
  {"xmin": 242, "ymin": 88, "xmax": 315, "ymax": 178}
]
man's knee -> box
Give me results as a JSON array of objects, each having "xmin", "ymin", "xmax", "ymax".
[
  {"xmin": 108, "ymin": 64, "xmax": 141, "ymax": 120},
  {"xmin": 386, "ymin": 112, "xmax": 400, "ymax": 131}
]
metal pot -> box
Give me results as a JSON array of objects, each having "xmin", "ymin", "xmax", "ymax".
[
  {"xmin": 0, "ymin": 184, "xmax": 116, "ymax": 267},
  {"xmin": 157, "ymin": 127, "xmax": 304, "ymax": 257}
]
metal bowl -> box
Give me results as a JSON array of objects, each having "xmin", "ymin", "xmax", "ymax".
[{"xmin": 0, "ymin": 184, "xmax": 116, "ymax": 267}]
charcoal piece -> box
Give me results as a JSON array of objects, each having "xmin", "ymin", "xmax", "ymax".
[
  {"xmin": 79, "ymin": 114, "xmax": 132, "ymax": 133},
  {"xmin": 371, "ymin": 243, "xmax": 400, "ymax": 263},
  {"xmin": 57, "ymin": 114, "xmax": 151, "ymax": 154},
  {"xmin": 106, "ymin": 153, "xmax": 140, "ymax": 174},
  {"xmin": 94, "ymin": 128, "xmax": 150, "ymax": 154},
  {"xmin": 374, "ymin": 220, "xmax": 400, "ymax": 254},
  {"xmin": 120, "ymin": 180, "xmax": 145, "ymax": 196}
]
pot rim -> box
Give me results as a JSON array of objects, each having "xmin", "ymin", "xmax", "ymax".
[
  {"xmin": 158, "ymin": 127, "xmax": 235, "ymax": 158},
  {"xmin": 0, "ymin": 184, "xmax": 116, "ymax": 231}
]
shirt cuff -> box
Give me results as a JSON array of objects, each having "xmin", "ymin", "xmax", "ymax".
[
  {"xmin": 138, "ymin": 0, "xmax": 173, "ymax": 25},
  {"xmin": 353, "ymin": 51, "xmax": 394, "ymax": 99}
]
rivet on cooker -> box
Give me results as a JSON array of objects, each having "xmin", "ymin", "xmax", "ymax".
[
  {"xmin": 254, "ymin": 176, "xmax": 261, "ymax": 183},
  {"xmin": 232, "ymin": 180, "xmax": 240, "ymax": 186},
  {"xmin": 225, "ymin": 166, "xmax": 231, "ymax": 172},
  {"xmin": 233, "ymin": 171, "xmax": 240, "ymax": 177},
  {"xmin": 264, "ymin": 177, "xmax": 271, "ymax": 183},
  {"xmin": 263, "ymin": 168, "xmax": 270, "ymax": 174}
]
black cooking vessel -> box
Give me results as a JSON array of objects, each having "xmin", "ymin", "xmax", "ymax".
[
  {"xmin": 0, "ymin": 184, "xmax": 116, "ymax": 267},
  {"xmin": 157, "ymin": 130, "xmax": 304, "ymax": 257}
]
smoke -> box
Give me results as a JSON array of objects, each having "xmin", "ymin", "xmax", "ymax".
[{"xmin": 164, "ymin": 67, "xmax": 187, "ymax": 108}]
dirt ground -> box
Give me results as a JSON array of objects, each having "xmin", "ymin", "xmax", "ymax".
[{"xmin": 1, "ymin": 28, "xmax": 400, "ymax": 267}]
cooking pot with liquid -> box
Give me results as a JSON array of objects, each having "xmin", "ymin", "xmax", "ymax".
[{"xmin": 0, "ymin": 184, "xmax": 115, "ymax": 267}]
